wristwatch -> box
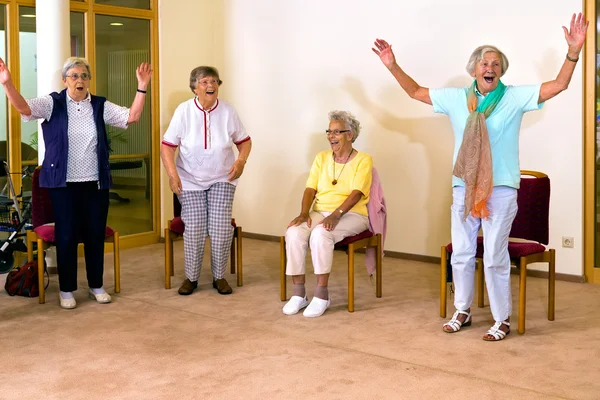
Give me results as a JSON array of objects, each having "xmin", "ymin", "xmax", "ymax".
[{"xmin": 337, "ymin": 209, "xmax": 344, "ymax": 215}]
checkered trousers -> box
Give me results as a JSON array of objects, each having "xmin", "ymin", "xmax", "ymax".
[{"xmin": 178, "ymin": 182, "xmax": 236, "ymax": 281}]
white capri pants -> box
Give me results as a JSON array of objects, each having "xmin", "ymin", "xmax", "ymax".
[
  {"xmin": 450, "ymin": 185, "xmax": 518, "ymax": 322},
  {"xmin": 285, "ymin": 211, "xmax": 369, "ymax": 275}
]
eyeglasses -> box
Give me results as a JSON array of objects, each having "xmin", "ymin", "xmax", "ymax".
[
  {"xmin": 66, "ymin": 73, "xmax": 90, "ymax": 81},
  {"xmin": 197, "ymin": 78, "xmax": 220, "ymax": 87},
  {"xmin": 325, "ymin": 129, "xmax": 350, "ymax": 135}
]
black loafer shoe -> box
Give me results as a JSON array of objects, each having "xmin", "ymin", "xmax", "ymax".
[
  {"xmin": 212, "ymin": 278, "xmax": 233, "ymax": 295},
  {"xmin": 178, "ymin": 279, "xmax": 198, "ymax": 295}
]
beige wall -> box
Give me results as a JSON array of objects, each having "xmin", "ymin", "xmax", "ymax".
[{"xmin": 159, "ymin": 0, "xmax": 586, "ymax": 276}]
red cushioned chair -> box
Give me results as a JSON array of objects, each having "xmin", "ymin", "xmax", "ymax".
[
  {"xmin": 164, "ymin": 193, "xmax": 243, "ymax": 289},
  {"xmin": 26, "ymin": 167, "xmax": 121, "ymax": 304},
  {"xmin": 280, "ymin": 231, "xmax": 382, "ymax": 312},
  {"xmin": 440, "ymin": 170, "xmax": 555, "ymax": 334}
]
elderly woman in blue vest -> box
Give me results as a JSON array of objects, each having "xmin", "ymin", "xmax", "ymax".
[
  {"xmin": 373, "ymin": 13, "xmax": 587, "ymax": 340},
  {"xmin": 0, "ymin": 57, "xmax": 152, "ymax": 309}
]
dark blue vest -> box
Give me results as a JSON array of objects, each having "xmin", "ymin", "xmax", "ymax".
[{"xmin": 40, "ymin": 89, "xmax": 111, "ymax": 189}]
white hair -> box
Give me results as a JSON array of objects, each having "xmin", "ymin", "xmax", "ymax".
[
  {"xmin": 465, "ymin": 45, "xmax": 509, "ymax": 77},
  {"xmin": 328, "ymin": 110, "xmax": 361, "ymax": 143},
  {"xmin": 61, "ymin": 57, "xmax": 91, "ymax": 79}
]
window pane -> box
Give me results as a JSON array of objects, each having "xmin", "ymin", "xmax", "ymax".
[
  {"xmin": 94, "ymin": 0, "xmax": 150, "ymax": 10},
  {"xmin": 19, "ymin": 7, "xmax": 37, "ymax": 176},
  {"xmin": 96, "ymin": 14, "xmax": 152, "ymax": 235},
  {"xmin": 70, "ymin": 12, "xmax": 84, "ymax": 57},
  {"xmin": 0, "ymin": 6, "xmax": 7, "ymax": 166}
]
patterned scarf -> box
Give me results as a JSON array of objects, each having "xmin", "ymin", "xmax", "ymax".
[{"xmin": 453, "ymin": 80, "xmax": 506, "ymax": 220}]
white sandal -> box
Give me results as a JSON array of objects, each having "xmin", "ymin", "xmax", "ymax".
[
  {"xmin": 443, "ymin": 310, "xmax": 472, "ymax": 333},
  {"xmin": 483, "ymin": 320, "xmax": 510, "ymax": 341}
]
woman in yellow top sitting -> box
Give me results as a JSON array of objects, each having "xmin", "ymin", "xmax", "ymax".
[{"xmin": 283, "ymin": 110, "xmax": 373, "ymax": 318}]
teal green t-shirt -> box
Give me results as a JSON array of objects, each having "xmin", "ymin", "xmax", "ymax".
[{"xmin": 430, "ymin": 84, "xmax": 543, "ymax": 189}]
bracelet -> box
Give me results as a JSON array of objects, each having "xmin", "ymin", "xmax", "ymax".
[
  {"xmin": 137, "ymin": 89, "xmax": 147, "ymax": 94},
  {"xmin": 566, "ymin": 53, "xmax": 579, "ymax": 63},
  {"xmin": 337, "ymin": 209, "xmax": 344, "ymax": 215}
]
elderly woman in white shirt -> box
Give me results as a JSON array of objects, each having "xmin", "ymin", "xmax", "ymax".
[
  {"xmin": 161, "ymin": 66, "xmax": 252, "ymax": 296},
  {"xmin": 0, "ymin": 56, "xmax": 152, "ymax": 309}
]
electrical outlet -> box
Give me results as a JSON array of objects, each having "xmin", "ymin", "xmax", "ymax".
[{"xmin": 562, "ymin": 236, "xmax": 574, "ymax": 248}]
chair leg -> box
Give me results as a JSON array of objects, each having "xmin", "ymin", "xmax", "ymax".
[
  {"xmin": 164, "ymin": 229, "xmax": 173, "ymax": 289},
  {"xmin": 236, "ymin": 227, "xmax": 243, "ymax": 287},
  {"xmin": 113, "ymin": 232, "xmax": 120, "ymax": 294},
  {"xmin": 375, "ymin": 234, "xmax": 382, "ymax": 298},
  {"xmin": 280, "ymin": 237, "xmax": 287, "ymax": 301},
  {"xmin": 440, "ymin": 246, "xmax": 447, "ymax": 318},
  {"xmin": 38, "ymin": 239, "xmax": 45, "ymax": 304},
  {"xmin": 348, "ymin": 244, "xmax": 355, "ymax": 313},
  {"xmin": 518, "ymin": 257, "xmax": 527, "ymax": 334},
  {"xmin": 476, "ymin": 259, "xmax": 485, "ymax": 308},
  {"xmin": 27, "ymin": 232, "xmax": 34, "ymax": 262},
  {"xmin": 230, "ymin": 232, "xmax": 236, "ymax": 274},
  {"xmin": 548, "ymin": 249, "xmax": 556, "ymax": 321}
]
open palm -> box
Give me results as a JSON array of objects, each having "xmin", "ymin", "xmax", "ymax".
[
  {"xmin": 0, "ymin": 57, "xmax": 12, "ymax": 85},
  {"xmin": 563, "ymin": 12, "xmax": 588, "ymax": 52},
  {"xmin": 372, "ymin": 38, "xmax": 396, "ymax": 69}
]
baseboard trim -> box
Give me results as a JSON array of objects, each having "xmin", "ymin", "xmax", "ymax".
[{"xmin": 242, "ymin": 231, "xmax": 585, "ymax": 283}]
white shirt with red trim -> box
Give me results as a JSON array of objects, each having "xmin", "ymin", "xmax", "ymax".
[{"xmin": 162, "ymin": 97, "xmax": 250, "ymax": 190}]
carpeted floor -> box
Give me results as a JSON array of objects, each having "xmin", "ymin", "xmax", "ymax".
[{"xmin": 1, "ymin": 238, "xmax": 599, "ymax": 400}]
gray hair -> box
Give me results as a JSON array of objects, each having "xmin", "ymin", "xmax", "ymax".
[
  {"xmin": 328, "ymin": 110, "xmax": 361, "ymax": 143},
  {"xmin": 61, "ymin": 57, "xmax": 91, "ymax": 79},
  {"xmin": 189, "ymin": 66, "xmax": 222, "ymax": 93},
  {"xmin": 465, "ymin": 45, "xmax": 509, "ymax": 77}
]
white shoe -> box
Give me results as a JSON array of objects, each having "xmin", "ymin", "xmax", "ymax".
[
  {"xmin": 303, "ymin": 297, "xmax": 331, "ymax": 318},
  {"xmin": 282, "ymin": 295, "xmax": 309, "ymax": 315},
  {"xmin": 59, "ymin": 293, "xmax": 77, "ymax": 309},
  {"xmin": 88, "ymin": 289, "xmax": 112, "ymax": 304}
]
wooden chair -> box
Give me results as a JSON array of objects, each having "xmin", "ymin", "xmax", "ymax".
[
  {"xmin": 280, "ymin": 231, "xmax": 382, "ymax": 312},
  {"xmin": 440, "ymin": 170, "xmax": 555, "ymax": 334},
  {"xmin": 26, "ymin": 167, "xmax": 120, "ymax": 304},
  {"xmin": 164, "ymin": 193, "xmax": 243, "ymax": 289}
]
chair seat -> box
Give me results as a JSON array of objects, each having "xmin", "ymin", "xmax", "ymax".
[
  {"xmin": 334, "ymin": 230, "xmax": 374, "ymax": 249},
  {"xmin": 34, "ymin": 224, "xmax": 115, "ymax": 243},
  {"xmin": 169, "ymin": 217, "xmax": 237, "ymax": 235},
  {"xmin": 445, "ymin": 237, "xmax": 547, "ymax": 258}
]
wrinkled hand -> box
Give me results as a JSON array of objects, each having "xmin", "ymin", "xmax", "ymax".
[
  {"xmin": 0, "ymin": 58, "xmax": 12, "ymax": 85},
  {"xmin": 288, "ymin": 214, "xmax": 311, "ymax": 228},
  {"xmin": 319, "ymin": 213, "xmax": 341, "ymax": 232},
  {"xmin": 168, "ymin": 174, "xmax": 182, "ymax": 195},
  {"xmin": 136, "ymin": 62, "xmax": 152, "ymax": 89},
  {"xmin": 372, "ymin": 38, "xmax": 397, "ymax": 70},
  {"xmin": 228, "ymin": 159, "xmax": 246, "ymax": 181},
  {"xmin": 563, "ymin": 12, "xmax": 588, "ymax": 54}
]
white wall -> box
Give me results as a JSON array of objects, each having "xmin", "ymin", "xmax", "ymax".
[{"xmin": 159, "ymin": 0, "xmax": 585, "ymax": 276}]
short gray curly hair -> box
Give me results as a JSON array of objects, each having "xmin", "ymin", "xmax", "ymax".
[
  {"xmin": 61, "ymin": 57, "xmax": 91, "ymax": 80},
  {"xmin": 328, "ymin": 110, "xmax": 361, "ymax": 143},
  {"xmin": 189, "ymin": 66, "xmax": 222, "ymax": 93},
  {"xmin": 465, "ymin": 45, "xmax": 509, "ymax": 77}
]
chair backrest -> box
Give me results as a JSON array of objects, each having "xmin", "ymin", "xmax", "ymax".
[
  {"xmin": 31, "ymin": 167, "xmax": 54, "ymax": 228},
  {"xmin": 509, "ymin": 170, "xmax": 550, "ymax": 245},
  {"xmin": 173, "ymin": 193, "xmax": 181, "ymax": 218}
]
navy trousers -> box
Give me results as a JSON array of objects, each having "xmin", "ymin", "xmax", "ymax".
[{"xmin": 49, "ymin": 182, "xmax": 109, "ymax": 292}]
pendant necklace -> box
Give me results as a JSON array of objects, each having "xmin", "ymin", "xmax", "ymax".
[{"xmin": 332, "ymin": 149, "xmax": 354, "ymax": 185}]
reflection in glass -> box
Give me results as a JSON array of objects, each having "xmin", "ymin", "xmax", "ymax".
[
  {"xmin": 0, "ymin": 6, "xmax": 7, "ymax": 165},
  {"xmin": 70, "ymin": 12, "xmax": 84, "ymax": 57},
  {"xmin": 596, "ymin": 4, "xmax": 600, "ymax": 267},
  {"xmin": 95, "ymin": 0, "xmax": 150, "ymax": 10},
  {"xmin": 96, "ymin": 15, "xmax": 152, "ymax": 236},
  {"xmin": 19, "ymin": 6, "xmax": 38, "ymax": 183}
]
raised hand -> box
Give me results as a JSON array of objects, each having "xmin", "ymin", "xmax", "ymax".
[
  {"xmin": 563, "ymin": 12, "xmax": 588, "ymax": 54},
  {"xmin": 0, "ymin": 58, "xmax": 12, "ymax": 85},
  {"xmin": 136, "ymin": 62, "xmax": 152, "ymax": 89},
  {"xmin": 372, "ymin": 38, "xmax": 397, "ymax": 70}
]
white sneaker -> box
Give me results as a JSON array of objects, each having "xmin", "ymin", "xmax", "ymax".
[
  {"xmin": 282, "ymin": 295, "xmax": 309, "ymax": 315},
  {"xmin": 303, "ymin": 297, "xmax": 331, "ymax": 318},
  {"xmin": 59, "ymin": 293, "xmax": 77, "ymax": 309},
  {"xmin": 88, "ymin": 289, "xmax": 112, "ymax": 304}
]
